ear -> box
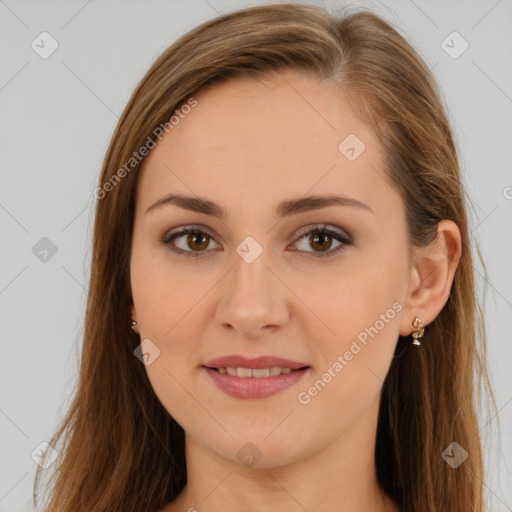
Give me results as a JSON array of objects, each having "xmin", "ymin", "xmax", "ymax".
[{"xmin": 399, "ymin": 220, "xmax": 462, "ymax": 336}]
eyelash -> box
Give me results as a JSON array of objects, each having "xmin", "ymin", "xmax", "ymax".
[{"xmin": 160, "ymin": 224, "xmax": 353, "ymax": 259}]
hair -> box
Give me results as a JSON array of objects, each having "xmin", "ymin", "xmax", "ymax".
[{"xmin": 33, "ymin": 3, "xmax": 497, "ymax": 511}]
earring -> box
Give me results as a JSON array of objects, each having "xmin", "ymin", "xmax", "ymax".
[
  {"xmin": 411, "ymin": 316, "xmax": 424, "ymax": 346},
  {"xmin": 129, "ymin": 320, "xmax": 138, "ymax": 335}
]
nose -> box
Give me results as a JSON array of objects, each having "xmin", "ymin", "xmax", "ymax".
[{"xmin": 215, "ymin": 246, "xmax": 290, "ymax": 338}]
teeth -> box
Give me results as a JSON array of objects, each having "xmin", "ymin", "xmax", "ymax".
[
  {"xmin": 218, "ymin": 366, "xmax": 297, "ymax": 378},
  {"xmin": 237, "ymin": 367, "xmax": 253, "ymax": 378},
  {"xmin": 252, "ymin": 368, "xmax": 270, "ymax": 377}
]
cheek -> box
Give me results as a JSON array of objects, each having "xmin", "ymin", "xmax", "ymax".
[
  {"xmin": 131, "ymin": 241, "xmax": 212, "ymax": 340},
  {"xmin": 130, "ymin": 245, "xmax": 212, "ymax": 418},
  {"xmin": 294, "ymin": 286, "xmax": 402, "ymax": 438},
  {"xmin": 299, "ymin": 243, "xmax": 406, "ymax": 391}
]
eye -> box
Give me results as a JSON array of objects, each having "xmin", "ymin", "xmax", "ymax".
[
  {"xmin": 290, "ymin": 223, "xmax": 353, "ymax": 258},
  {"xmin": 160, "ymin": 226, "xmax": 220, "ymax": 258},
  {"xmin": 160, "ymin": 223, "xmax": 353, "ymax": 259}
]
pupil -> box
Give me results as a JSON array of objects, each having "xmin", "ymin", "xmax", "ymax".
[
  {"xmin": 188, "ymin": 233, "xmax": 208, "ymax": 250},
  {"xmin": 311, "ymin": 233, "xmax": 331, "ymax": 252}
]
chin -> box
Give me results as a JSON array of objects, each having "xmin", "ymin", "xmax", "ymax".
[{"xmin": 207, "ymin": 433, "xmax": 310, "ymax": 470}]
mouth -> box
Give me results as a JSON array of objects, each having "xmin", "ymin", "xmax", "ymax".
[
  {"xmin": 202, "ymin": 365, "xmax": 311, "ymax": 399},
  {"xmin": 204, "ymin": 366, "xmax": 310, "ymax": 377},
  {"xmin": 203, "ymin": 354, "xmax": 310, "ymax": 371}
]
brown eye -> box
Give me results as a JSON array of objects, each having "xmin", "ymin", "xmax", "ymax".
[
  {"xmin": 309, "ymin": 232, "xmax": 334, "ymax": 253},
  {"xmin": 161, "ymin": 224, "xmax": 353, "ymax": 259},
  {"xmin": 185, "ymin": 232, "xmax": 209, "ymax": 251},
  {"xmin": 291, "ymin": 225, "xmax": 353, "ymax": 258},
  {"xmin": 161, "ymin": 227, "xmax": 220, "ymax": 258}
]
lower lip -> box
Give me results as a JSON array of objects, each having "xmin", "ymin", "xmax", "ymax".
[{"xmin": 203, "ymin": 367, "xmax": 310, "ymax": 399}]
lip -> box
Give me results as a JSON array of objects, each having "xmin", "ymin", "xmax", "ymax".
[
  {"xmin": 203, "ymin": 355, "xmax": 309, "ymax": 370},
  {"xmin": 203, "ymin": 366, "xmax": 310, "ymax": 399},
  {"xmin": 202, "ymin": 354, "xmax": 311, "ymax": 399}
]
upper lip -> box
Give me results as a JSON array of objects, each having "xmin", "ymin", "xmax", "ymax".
[{"xmin": 203, "ymin": 355, "xmax": 309, "ymax": 370}]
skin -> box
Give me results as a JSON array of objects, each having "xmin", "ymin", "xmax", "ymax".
[{"xmin": 129, "ymin": 69, "xmax": 461, "ymax": 512}]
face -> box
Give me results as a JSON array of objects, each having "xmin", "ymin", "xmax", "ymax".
[{"xmin": 129, "ymin": 69, "xmax": 412, "ymax": 468}]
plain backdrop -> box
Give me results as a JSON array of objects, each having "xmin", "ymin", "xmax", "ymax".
[{"xmin": 1, "ymin": 0, "xmax": 511, "ymax": 510}]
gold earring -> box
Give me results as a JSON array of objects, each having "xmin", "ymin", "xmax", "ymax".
[{"xmin": 411, "ymin": 316, "xmax": 424, "ymax": 346}]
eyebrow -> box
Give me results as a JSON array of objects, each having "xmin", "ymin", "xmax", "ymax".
[{"xmin": 145, "ymin": 193, "xmax": 374, "ymax": 218}]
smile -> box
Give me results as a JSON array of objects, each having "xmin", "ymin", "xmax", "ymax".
[{"xmin": 203, "ymin": 366, "xmax": 310, "ymax": 399}]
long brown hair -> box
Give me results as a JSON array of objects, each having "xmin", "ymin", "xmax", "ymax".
[{"xmin": 33, "ymin": 3, "xmax": 496, "ymax": 511}]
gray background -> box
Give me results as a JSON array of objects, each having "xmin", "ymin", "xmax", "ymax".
[{"xmin": 1, "ymin": 0, "xmax": 511, "ymax": 510}]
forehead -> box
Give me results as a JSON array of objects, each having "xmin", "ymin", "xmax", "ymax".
[{"xmin": 136, "ymin": 69, "xmax": 393, "ymax": 217}]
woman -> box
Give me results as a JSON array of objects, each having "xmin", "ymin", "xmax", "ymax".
[{"xmin": 33, "ymin": 3, "xmax": 495, "ymax": 511}]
